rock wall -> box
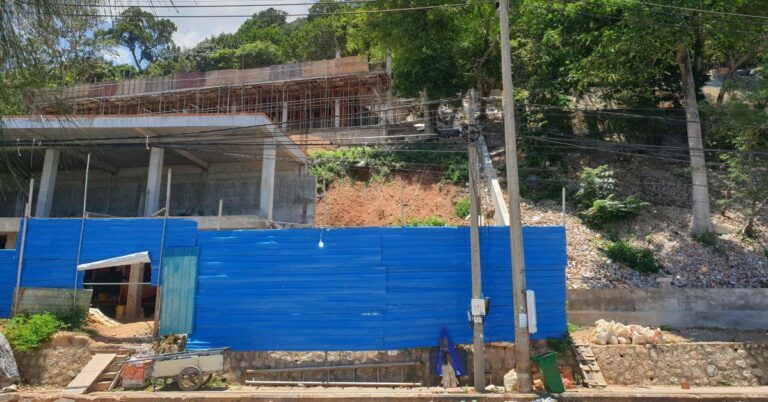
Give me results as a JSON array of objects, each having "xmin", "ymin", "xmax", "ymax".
[
  {"xmin": 592, "ymin": 343, "xmax": 768, "ymax": 386},
  {"xmin": 13, "ymin": 332, "xmax": 92, "ymax": 386},
  {"xmin": 228, "ymin": 343, "xmax": 520, "ymax": 386}
]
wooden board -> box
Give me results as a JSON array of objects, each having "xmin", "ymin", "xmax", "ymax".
[
  {"xmin": 65, "ymin": 353, "xmax": 116, "ymax": 394},
  {"xmin": 573, "ymin": 343, "xmax": 607, "ymax": 388}
]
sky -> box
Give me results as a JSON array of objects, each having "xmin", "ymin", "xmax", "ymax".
[{"xmin": 104, "ymin": 2, "xmax": 313, "ymax": 65}]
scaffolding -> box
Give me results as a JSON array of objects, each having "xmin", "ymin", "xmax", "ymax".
[{"xmin": 33, "ymin": 56, "xmax": 400, "ymax": 135}]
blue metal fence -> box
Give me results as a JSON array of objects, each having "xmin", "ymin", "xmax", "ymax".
[
  {"xmin": 0, "ymin": 250, "xmax": 18, "ymax": 317},
  {"xmin": 188, "ymin": 226, "xmax": 567, "ymax": 351},
  {"xmin": 0, "ymin": 218, "xmax": 198, "ymax": 316}
]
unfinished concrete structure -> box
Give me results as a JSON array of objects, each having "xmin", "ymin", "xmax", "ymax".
[{"xmin": 0, "ymin": 56, "xmax": 396, "ymax": 246}]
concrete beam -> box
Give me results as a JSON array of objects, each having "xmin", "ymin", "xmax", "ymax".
[
  {"xmin": 144, "ymin": 147, "xmax": 164, "ymax": 216},
  {"xmin": 35, "ymin": 149, "xmax": 60, "ymax": 217},
  {"xmin": 67, "ymin": 151, "xmax": 118, "ymax": 174},
  {"xmin": 260, "ymin": 138, "xmax": 276, "ymax": 221},
  {"xmin": 172, "ymin": 149, "xmax": 209, "ymax": 171}
]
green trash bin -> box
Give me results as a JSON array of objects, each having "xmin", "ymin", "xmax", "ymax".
[{"xmin": 532, "ymin": 352, "xmax": 565, "ymax": 393}]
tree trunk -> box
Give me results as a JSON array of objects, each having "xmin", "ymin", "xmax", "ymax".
[
  {"xmin": 676, "ymin": 45, "xmax": 712, "ymax": 234},
  {"xmin": 716, "ymin": 55, "xmax": 749, "ymax": 106}
]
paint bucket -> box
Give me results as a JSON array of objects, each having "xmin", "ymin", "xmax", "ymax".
[{"xmin": 115, "ymin": 305, "xmax": 125, "ymax": 321}]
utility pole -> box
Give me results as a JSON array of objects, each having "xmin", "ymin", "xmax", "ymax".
[
  {"xmin": 497, "ymin": 0, "xmax": 532, "ymax": 392},
  {"xmin": 467, "ymin": 89, "xmax": 485, "ymax": 392}
]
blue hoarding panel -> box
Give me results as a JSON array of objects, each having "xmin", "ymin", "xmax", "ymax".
[
  {"xmin": 188, "ymin": 226, "xmax": 567, "ymax": 351},
  {"xmin": 0, "ymin": 250, "xmax": 19, "ymax": 317},
  {"xmin": 20, "ymin": 218, "xmax": 198, "ymax": 289}
]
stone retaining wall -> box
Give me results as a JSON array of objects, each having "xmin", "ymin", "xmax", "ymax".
[
  {"xmin": 228, "ymin": 343, "xmax": 520, "ymax": 386},
  {"xmin": 592, "ymin": 343, "xmax": 768, "ymax": 387},
  {"xmin": 13, "ymin": 332, "xmax": 92, "ymax": 386}
]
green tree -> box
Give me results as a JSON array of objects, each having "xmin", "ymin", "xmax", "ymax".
[
  {"xmin": 705, "ymin": 76, "xmax": 768, "ymax": 236},
  {"xmin": 235, "ymin": 41, "xmax": 283, "ymax": 68},
  {"xmin": 100, "ymin": 7, "xmax": 177, "ymax": 73}
]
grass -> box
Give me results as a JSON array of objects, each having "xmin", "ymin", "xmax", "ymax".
[
  {"xmin": 567, "ymin": 322, "xmax": 586, "ymax": 333},
  {"xmin": 601, "ymin": 240, "xmax": 663, "ymax": 274},
  {"xmin": 397, "ymin": 216, "xmax": 447, "ymax": 227}
]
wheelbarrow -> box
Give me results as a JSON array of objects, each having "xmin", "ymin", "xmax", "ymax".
[{"xmin": 149, "ymin": 347, "xmax": 229, "ymax": 391}]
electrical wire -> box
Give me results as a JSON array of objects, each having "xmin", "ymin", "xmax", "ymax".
[{"xmin": 17, "ymin": 1, "xmax": 492, "ymax": 18}]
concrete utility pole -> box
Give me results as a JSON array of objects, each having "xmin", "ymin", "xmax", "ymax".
[
  {"xmin": 497, "ymin": 0, "xmax": 532, "ymax": 392},
  {"xmin": 467, "ymin": 89, "xmax": 485, "ymax": 393}
]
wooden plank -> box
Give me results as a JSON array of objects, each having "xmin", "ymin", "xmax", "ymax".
[
  {"xmin": 65, "ymin": 353, "xmax": 116, "ymax": 394},
  {"xmin": 573, "ymin": 344, "xmax": 607, "ymax": 388}
]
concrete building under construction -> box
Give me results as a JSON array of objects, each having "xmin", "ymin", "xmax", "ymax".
[{"xmin": 0, "ymin": 55, "xmax": 393, "ymax": 248}]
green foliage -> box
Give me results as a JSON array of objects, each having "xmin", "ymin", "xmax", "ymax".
[
  {"xmin": 547, "ymin": 331, "xmax": 574, "ymax": 355},
  {"xmin": 309, "ymin": 146, "xmax": 467, "ymax": 189},
  {"xmin": 3, "ymin": 313, "xmax": 63, "ymax": 352},
  {"xmin": 692, "ymin": 232, "xmax": 718, "ymax": 247},
  {"xmin": 567, "ymin": 322, "xmax": 585, "ymax": 333},
  {"xmin": 575, "ymin": 165, "xmax": 616, "ymax": 207},
  {"xmin": 601, "ymin": 240, "xmax": 662, "ymax": 274},
  {"xmin": 398, "ymin": 216, "xmax": 447, "ymax": 227},
  {"xmin": 703, "ymin": 75, "xmax": 768, "ymax": 237},
  {"xmin": 582, "ymin": 195, "xmax": 649, "ymax": 226},
  {"xmin": 235, "ymin": 41, "xmax": 283, "ymax": 68},
  {"xmin": 454, "ymin": 197, "xmax": 470, "ymax": 218},
  {"xmin": 99, "ymin": 7, "xmax": 177, "ymax": 73}
]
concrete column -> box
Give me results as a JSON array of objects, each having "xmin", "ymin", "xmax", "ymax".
[
  {"xmin": 422, "ymin": 89, "xmax": 433, "ymax": 133},
  {"xmin": 334, "ymin": 99, "xmax": 341, "ymax": 128},
  {"xmin": 125, "ymin": 263, "xmax": 145, "ymax": 319},
  {"xmin": 282, "ymin": 100, "xmax": 289, "ymax": 130},
  {"xmin": 35, "ymin": 149, "xmax": 60, "ymax": 217},
  {"xmin": 260, "ymin": 138, "xmax": 276, "ymax": 221},
  {"xmin": 144, "ymin": 147, "xmax": 164, "ymax": 217},
  {"xmin": 386, "ymin": 50, "xmax": 394, "ymax": 124}
]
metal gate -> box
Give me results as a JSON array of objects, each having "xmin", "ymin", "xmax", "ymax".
[{"xmin": 159, "ymin": 247, "xmax": 199, "ymax": 336}]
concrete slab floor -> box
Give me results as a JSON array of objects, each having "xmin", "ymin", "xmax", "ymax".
[{"xmin": 5, "ymin": 386, "xmax": 768, "ymax": 402}]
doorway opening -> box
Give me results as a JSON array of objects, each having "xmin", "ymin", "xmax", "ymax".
[{"xmin": 83, "ymin": 263, "xmax": 156, "ymax": 320}]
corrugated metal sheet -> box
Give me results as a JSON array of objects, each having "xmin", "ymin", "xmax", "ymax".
[
  {"xmin": 188, "ymin": 226, "xmax": 566, "ymax": 351},
  {"xmin": 159, "ymin": 247, "xmax": 199, "ymax": 336},
  {"xmin": 0, "ymin": 250, "xmax": 19, "ymax": 317},
  {"xmin": 0, "ymin": 218, "xmax": 199, "ymax": 317}
]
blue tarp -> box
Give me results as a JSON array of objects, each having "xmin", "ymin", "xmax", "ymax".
[{"xmin": 188, "ymin": 226, "xmax": 567, "ymax": 351}]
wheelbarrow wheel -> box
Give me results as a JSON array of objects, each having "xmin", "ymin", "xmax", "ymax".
[{"xmin": 177, "ymin": 366, "xmax": 204, "ymax": 391}]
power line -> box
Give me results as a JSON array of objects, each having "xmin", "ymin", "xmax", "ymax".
[
  {"xmin": 19, "ymin": 1, "xmax": 489, "ymax": 18},
  {"xmin": 19, "ymin": 0, "xmax": 378, "ymax": 8},
  {"xmin": 630, "ymin": 0, "xmax": 768, "ymax": 21}
]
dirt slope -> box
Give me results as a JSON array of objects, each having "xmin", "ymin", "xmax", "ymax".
[{"xmin": 317, "ymin": 175, "xmax": 768, "ymax": 289}]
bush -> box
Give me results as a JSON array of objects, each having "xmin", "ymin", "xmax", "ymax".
[
  {"xmin": 575, "ymin": 165, "xmax": 616, "ymax": 207},
  {"xmin": 581, "ymin": 195, "xmax": 649, "ymax": 226},
  {"xmin": 309, "ymin": 146, "xmax": 468, "ymax": 189},
  {"xmin": 3, "ymin": 313, "xmax": 63, "ymax": 352},
  {"xmin": 602, "ymin": 240, "xmax": 662, "ymax": 274},
  {"xmin": 547, "ymin": 331, "xmax": 574, "ymax": 355},
  {"xmin": 454, "ymin": 197, "xmax": 470, "ymax": 218},
  {"xmin": 398, "ymin": 216, "xmax": 447, "ymax": 227}
]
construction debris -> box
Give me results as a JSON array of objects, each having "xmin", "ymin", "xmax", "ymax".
[
  {"xmin": 592, "ymin": 320, "xmax": 665, "ymax": 345},
  {"xmin": 0, "ymin": 334, "xmax": 20, "ymax": 388},
  {"xmin": 87, "ymin": 308, "xmax": 120, "ymax": 328}
]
